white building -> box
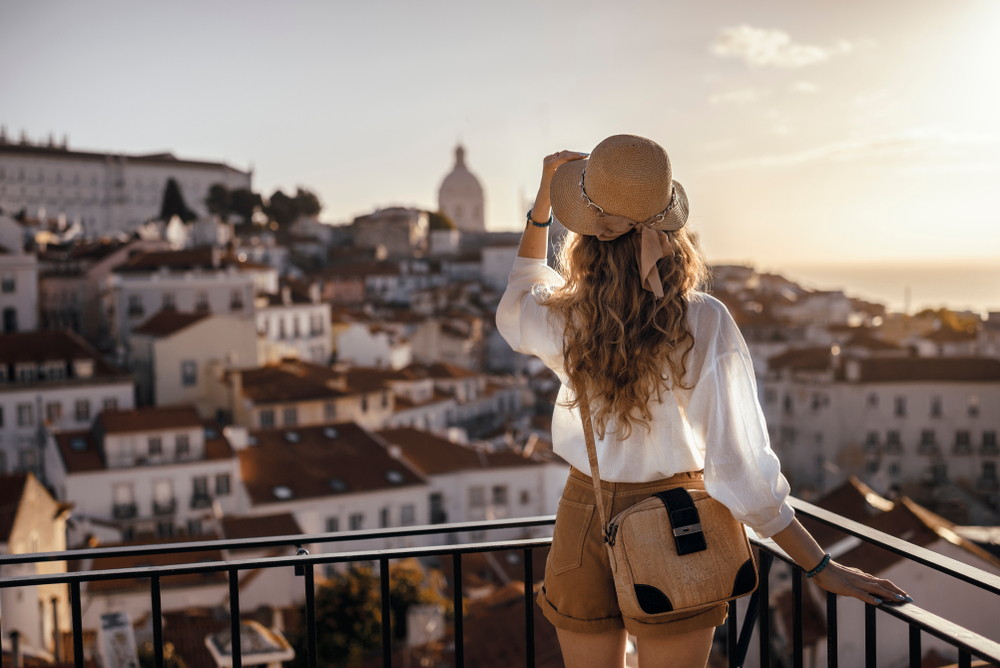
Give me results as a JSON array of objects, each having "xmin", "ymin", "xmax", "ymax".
[
  {"xmin": 256, "ymin": 284, "xmax": 332, "ymax": 364},
  {"xmin": 104, "ymin": 247, "xmax": 277, "ymax": 353},
  {"xmin": 45, "ymin": 406, "xmax": 241, "ymax": 541},
  {"xmin": 0, "ymin": 331, "xmax": 134, "ymax": 476},
  {"xmin": 763, "ymin": 349, "xmax": 1000, "ymax": 505},
  {"xmin": 335, "ymin": 321, "xmax": 413, "ymax": 369},
  {"xmin": 0, "ymin": 243, "xmax": 38, "ymax": 333},
  {"xmin": 0, "ymin": 136, "xmax": 251, "ymax": 236},
  {"xmin": 438, "ymin": 145, "xmax": 486, "ymax": 233}
]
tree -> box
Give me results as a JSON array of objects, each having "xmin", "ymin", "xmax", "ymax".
[
  {"xmin": 159, "ymin": 178, "xmax": 196, "ymax": 222},
  {"xmin": 205, "ymin": 183, "xmax": 232, "ymax": 219},
  {"xmin": 265, "ymin": 189, "xmax": 299, "ymax": 228},
  {"xmin": 294, "ymin": 188, "xmax": 322, "ymax": 218},
  {"xmin": 287, "ymin": 562, "xmax": 443, "ymax": 668},
  {"xmin": 427, "ymin": 210, "xmax": 456, "ymax": 231},
  {"xmin": 230, "ymin": 188, "xmax": 263, "ymax": 225}
]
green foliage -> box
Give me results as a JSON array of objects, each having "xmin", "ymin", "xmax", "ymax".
[
  {"xmin": 138, "ymin": 641, "xmax": 187, "ymax": 668},
  {"xmin": 294, "ymin": 188, "xmax": 322, "ymax": 218},
  {"xmin": 288, "ymin": 561, "xmax": 443, "ymax": 668},
  {"xmin": 427, "ymin": 210, "xmax": 456, "ymax": 231},
  {"xmin": 159, "ymin": 178, "xmax": 197, "ymax": 222},
  {"xmin": 230, "ymin": 188, "xmax": 263, "ymax": 225},
  {"xmin": 205, "ymin": 184, "xmax": 232, "ymax": 219},
  {"xmin": 264, "ymin": 187, "xmax": 322, "ymax": 229}
]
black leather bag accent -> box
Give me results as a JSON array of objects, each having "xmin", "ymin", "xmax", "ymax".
[
  {"xmin": 634, "ymin": 584, "xmax": 674, "ymax": 614},
  {"xmin": 654, "ymin": 488, "xmax": 708, "ymax": 555},
  {"xmin": 731, "ymin": 558, "xmax": 758, "ymax": 597}
]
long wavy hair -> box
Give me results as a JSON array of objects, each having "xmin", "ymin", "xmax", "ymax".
[{"xmin": 543, "ymin": 228, "xmax": 709, "ymax": 439}]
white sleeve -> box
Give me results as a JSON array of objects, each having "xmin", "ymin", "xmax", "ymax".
[
  {"xmin": 496, "ymin": 256, "xmax": 566, "ymax": 373},
  {"xmin": 686, "ymin": 301, "xmax": 795, "ymax": 538}
]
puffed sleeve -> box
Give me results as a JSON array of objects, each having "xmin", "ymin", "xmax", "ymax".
[
  {"xmin": 685, "ymin": 298, "xmax": 795, "ymax": 538},
  {"xmin": 496, "ymin": 256, "xmax": 566, "ymax": 374}
]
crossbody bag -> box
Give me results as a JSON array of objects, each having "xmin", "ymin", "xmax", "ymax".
[{"xmin": 578, "ymin": 393, "xmax": 758, "ymax": 618}]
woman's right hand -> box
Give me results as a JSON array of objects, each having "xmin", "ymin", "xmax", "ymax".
[{"xmin": 812, "ymin": 560, "xmax": 912, "ymax": 606}]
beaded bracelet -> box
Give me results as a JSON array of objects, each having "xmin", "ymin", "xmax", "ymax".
[
  {"xmin": 806, "ymin": 553, "xmax": 832, "ymax": 578},
  {"xmin": 526, "ymin": 208, "xmax": 552, "ymax": 228}
]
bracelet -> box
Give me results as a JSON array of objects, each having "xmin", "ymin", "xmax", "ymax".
[
  {"xmin": 526, "ymin": 208, "xmax": 552, "ymax": 228},
  {"xmin": 805, "ymin": 553, "xmax": 832, "ymax": 578}
]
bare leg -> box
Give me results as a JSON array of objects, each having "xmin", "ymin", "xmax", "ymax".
[
  {"xmin": 556, "ymin": 628, "xmax": 629, "ymax": 668},
  {"xmin": 636, "ymin": 627, "xmax": 715, "ymax": 668}
]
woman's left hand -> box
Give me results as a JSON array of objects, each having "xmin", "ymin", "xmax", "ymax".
[{"xmin": 541, "ymin": 150, "xmax": 589, "ymax": 180}]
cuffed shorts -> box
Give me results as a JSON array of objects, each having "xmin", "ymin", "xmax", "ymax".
[{"xmin": 538, "ymin": 467, "xmax": 729, "ymax": 638}]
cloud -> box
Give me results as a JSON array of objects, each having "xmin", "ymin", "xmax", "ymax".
[
  {"xmin": 791, "ymin": 81, "xmax": 821, "ymax": 93},
  {"xmin": 708, "ymin": 88, "xmax": 763, "ymax": 105},
  {"xmin": 712, "ymin": 25, "xmax": 852, "ymax": 68},
  {"xmin": 703, "ymin": 127, "xmax": 1000, "ymax": 172}
]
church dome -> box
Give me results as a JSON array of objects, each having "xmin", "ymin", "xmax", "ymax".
[{"xmin": 437, "ymin": 145, "xmax": 485, "ymax": 232}]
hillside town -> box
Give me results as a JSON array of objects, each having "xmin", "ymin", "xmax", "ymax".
[{"xmin": 2, "ymin": 134, "xmax": 999, "ymax": 668}]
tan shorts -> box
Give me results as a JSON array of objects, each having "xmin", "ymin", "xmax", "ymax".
[{"xmin": 538, "ymin": 467, "xmax": 729, "ymax": 638}]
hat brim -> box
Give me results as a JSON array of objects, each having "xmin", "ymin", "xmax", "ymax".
[{"xmin": 549, "ymin": 157, "xmax": 689, "ymax": 236}]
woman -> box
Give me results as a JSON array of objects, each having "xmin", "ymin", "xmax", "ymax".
[{"xmin": 496, "ymin": 135, "xmax": 909, "ymax": 668}]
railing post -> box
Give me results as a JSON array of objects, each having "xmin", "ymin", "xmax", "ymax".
[
  {"xmin": 909, "ymin": 625, "xmax": 920, "ymax": 668},
  {"xmin": 229, "ymin": 568, "xmax": 242, "ymax": 668},
  {"xmin": 727, "ymin": 601, "xmax": 738, "ymax": 668},
  {"xmin": 71, "ymin": 581, "xmax": 83, "ymax": 668},
  {"xmin": 759, "ymin": 551, "xmax": 772, "ymax": 667},
  {"xmin": 792, "ymin": 568, "xmax": 803, "ymax": 668},
  {"xmin": 380, "ymin": 557, "xmax": 392, "ymax": 668},
  {"xmin": 865, "ymin": 603, "xmax": 876, "ymax": 668},
  {"xmin": 453, "ymin": 553, "xmax": 464, "ymax": 668},
  {"xmin": 826, "ymin": 591, "xmax": 837, "ymax": 668},
  {"xmin": 151, "ymin": 575, "xmax": 164, "ymax": 668},
  {"xmin": 958, "ymin": 650, "xmax": 972, "ymax": 668},
  {"xmin": 304, "ymin": 563, "xmax": 317, "ymax": 668},
  {"xmin": 524, "ymin": 548, "xmax": 535, "ymax": 668}
]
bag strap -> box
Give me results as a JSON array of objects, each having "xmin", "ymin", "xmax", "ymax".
[{"xmin": 577, "ymin": 389, "xmax": 612, "ymax": 540}]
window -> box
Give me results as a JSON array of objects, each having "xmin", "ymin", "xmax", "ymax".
[
  {"xmin": 520, "ymin": 490, "xmax": 531, "ymax": 505},
  {"xmin": 361, "ymin": 396, "xmax": 368, "ymax": 413},
  {"xmin": 45, "ymin": 402, "xmax": 62, "ymax": 423},
  {"xmin": 162, "ymin": 292, "xmax": 175, "ymax": 311},
  {"xmin": 195, "ymin": 291, "xmax": 209, "ymax": 312},
  {"xmin": 230, "ymin": 289, "xmax": 243, "ymax": 311},
  {"xmin": 401, "ymin": 504, "xmax": 415, "ymax": 525},
  {"xmin": 283, "ymin": 406, "xmax": 298, "ymax": 426},
  {"xmin": 984, "ymin": 431, "xmax": 998, "ymax": 453},
  {"xmin": 148, "ymin": 437, "xmax": 162, "ymax": 457},
  {"xmin": 930, "ymin": 396, "xmax": 942, "ymax": 418},
  {"xmin": 866, "ymin": 460, "xmax": 879, "ymax": 474},
  {"xmin": 326, "ymin": 517, "xmax": 340, "ymax": 533},
  {"xmin": 188, "ymin": 519, "xmax": 202, "ymax": 536},
  {"xmin": 886, "ymin": 430, "xmax": 902, "ymax": 452},
  {"xmin": 1, "ymin": 273, "xmax": 14, "ymax": 293},
  {"xmin": 17, "ymin": 403, "xmax": 33, "ymax": 427},
  {"xmin": 382, "ymin": 391, "xmax": 389, "ymax": 409},
  {"xmin": 278, "ymin": 318, "xmax": 286, "ymax": 339},
  {"xmin": 128, "ymin": 294, "xmax": 144, "ymax": 317},
  {"xmin": 932, "ymin": 464, "xmax": 948, "ymax": 485},
  {"xmin": 894, "ymin": 396, "xmax": 906, "ymax": 417},
  {"xmin": 103, "ymin": 397, "xmax": 118, "ymax": 411},
  {"xmin": 349, "ymin": 513, "xmax": 364, "ymax": 531},
  {"xmin": 955, "ymin": 431, "xmax": 971, "ymax": 453},
  {"xmin": 75, "ymin": 399, "xmax": 90, "ymax": 422},
  {"xmin": 492, "ymin": 485, "xmax": 508, "ymax": 506},
  {"xmin": 865, "ymin": 431, "xmax": 879, "ymax": 451},
  {"xmin": 469, "ymin": 486, "xmax": 485, "ymax": 507},
  {"xmin": 430, "ymin": 492, "xmax": 446, "ymax": 524},
  {"xmin": 0, "ymin": 406, "xmax": 3, "ymax": 427},
  {"xmin": 324, "ymin": 402, "xmax": 337, "ymax": 421},
  {"xmin": 259, "ymin": 409, "xmax": 275, "ymax": 427},
  {"xmin": 18, "ymin": 448, "xmax": 37, "ymax": 472},
  {"xmin": 763, "ymin": 388, "xmax": 777, "ymax": 404},
  {"xmin": 216, "ymin": 473, "xmax": 231, "ymax": 495},
  {"xmin": 782, "ymin": 393, "xmax": 793, "ymax": 415},
  {"xmin": 379, "ymin": 507, "xmax": 390, "ymax": 528},
  {"xmin": 920, "ymin": 430, "xmax": 936, "ymax": 452},
  {"xmin": 157, "ymin": 522, "xmax": 174, "ymax": 539},
  {"xmin": 181, "ymin": 360, "xmax": 197, "ymax": 387},
  {"xmin": 293, "ymin": 316, "xmax": 300, "ymax": 339},
  {"xmin": 866, "ymin": 393, "xmax": 879, "ymax": 409},
  {"xmin": 193, "ymin": 476, "xmax": 209, "ymax": 497},
  {"xmin": 888, "ymin": 462, "xmax": 901, "ymax": 476},
  {"xmin": 176, "ymin": 435, "xmax": 190, "ymax": 458}
]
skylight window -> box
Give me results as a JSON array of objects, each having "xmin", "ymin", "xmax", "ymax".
[
  {"xmin": 204, "ymin": 427, "xmax": 219, "ymax": 439},
  {"xmin": 323, "ymin": 427, "xmax": 339, "ymax": 439},
  {"xmin": 272, "ymin": 486, "xmax": 293, "ymax": 500},
  {"xmin": 70, "ymin": 437, "xmax": 87, "ymax": 451},
  {"xmin": 328, "ymin": 478, "xmax": 348, "ymax": 492},
  {"xmin": 247, "ymin": 436, "xmax": 259, "ymax": 447},
  {"xmin": 385, "ymin": 470, "xmax": 405, "ymax": 485},
  {"xmin": 284, "ymin": 431, "xmax": 301, "ymax": 443}
]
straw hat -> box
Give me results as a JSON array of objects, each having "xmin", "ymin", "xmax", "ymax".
[{"xmin": 550, "ymin": 134, "xmax": 688, "ymax": 236}]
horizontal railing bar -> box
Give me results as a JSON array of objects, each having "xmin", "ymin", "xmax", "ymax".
[
  {"xmin": 789, "ymin": 498, "xmax": 1000, "ymax": 597},
  {"xmin": 0, "ymin": 515, "xmax": 557, "ymax": 566},
  {"xmin": 0, "ymin": 537, "xmax": 553, "ymax": 588},
  {"xmin": 752, "ymin": 539, "xmax": 1000, "ymax": 663}
]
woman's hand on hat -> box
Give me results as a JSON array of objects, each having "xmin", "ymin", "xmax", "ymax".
[
  {"xmin": 812, "ymin": 560, "xmax": 912, "ymax": 606},
  {"xmin": 542, "ymin": 150, "xmax": 589, "ymax": 179}
]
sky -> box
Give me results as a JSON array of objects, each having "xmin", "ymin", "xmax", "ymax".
[{"xmin": 2, "ymin": 0, "xmax": 999, "ymax": 301}]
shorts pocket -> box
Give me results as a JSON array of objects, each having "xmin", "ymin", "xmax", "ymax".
[{"xmin": 550, "ymin": 497, "xmax": 596, "ymax": 575}]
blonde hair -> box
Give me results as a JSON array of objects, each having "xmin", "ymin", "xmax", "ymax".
[{"xmin": 543, "ymin": 228, "xmax": 709, "ymax": 439}]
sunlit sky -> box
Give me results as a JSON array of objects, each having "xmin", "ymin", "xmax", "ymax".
[{"xmin": 2, "ymin": 0, "xmax": 999, "ymax": 277}]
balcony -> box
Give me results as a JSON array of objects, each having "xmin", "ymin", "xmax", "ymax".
[
  {"xmin": 153, "ymin": 498, "xmax": 177, "ymax": 515},
  {"xmin": 111, "ymin": 502, "xmax": 137, "ymax": 519},
  {"xmin": 190, "ymin": 494, "xmax": 212, "ymax": 509},
  {"xmin": 2, "ymin": 500, "xmax": 999, "ymax": 668}
]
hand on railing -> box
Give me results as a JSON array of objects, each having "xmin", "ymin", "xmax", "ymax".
[{"xmin": 812, "ymin": 560, "xmax": 912, "ymax": 606}]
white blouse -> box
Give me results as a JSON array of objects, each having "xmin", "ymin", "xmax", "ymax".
[{"xmin": 497, "ymin": 256, "xmax": 795, "ymax": 538}]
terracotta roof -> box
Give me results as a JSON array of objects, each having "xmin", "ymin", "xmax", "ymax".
[
  {"xmin": 406, "ymin": 362, "xmax": 480, "ymax": 380},
  {"xmin": 113, "ymin": 247, "xmax": 260, "ymax": 274},
  {"xmin": 318, "ymin": 261, "xmax": 402, "ymax": 278},
  {"xmin": 0, "ymin": 473, "xmax": 29, "ymax": 543},
  {"xmin": 343, "ymin": 366, "xmax": 423, "ymax": 393},
  {"xmin": 204, "ymin": 421, "xmax": 236, "ymax": 460},
  {"xmin": 925, "ymin": 326, "xmax": 978, "ymax": 343},
  {"xmin": 839, "ymin": 357, "xmax": 1000, "ymax": 383},
  {"xmin": 238, "ymin": 423, "xmax": 426, "ymax": 505},
  {"xmin": 377, "ymin": 427, "xmax": 541, "ymax": 475},
  {"xmin": 798, "ymin": 477, "xmax": 893, "ymax": 549},
  {"xmin": 768, "ymin": 347, "xmax": 832, "ymax": 373},
  {"xmin": 132, "ymin": 310, "xmax": 210, "ymax": 337},
  {"xmin": 98, "ymin": 405, "xmax": 203, "ymax": 434},
  {"xmin": 73, "ymin": 535, "xmax": 227, "ymax": 594},
  {"xmin": 53, "ymin": 431, "xmax": 105, "ymax": 473},
  {"xmin": 842, "ymin": 332, "xmax": 901, "ymax": 351},
  {"xmin": 239, "ymin": 363, "xmax": 348, "ymax": 404},
  {"xmin": 221, "ymin": 513, "xmax": 302, "ymax": 540},
  {"xmin": 392, "ymin": 389, "xmax": 453, "ymax": 410},
  {"xmin": 0, "ymin": 330, "xmax": 126, "ymax": 376}
]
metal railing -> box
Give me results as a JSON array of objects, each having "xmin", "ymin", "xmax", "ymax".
[{"xmin": 1, "ymin": 500, "xmax": 999, "ymax": 668}]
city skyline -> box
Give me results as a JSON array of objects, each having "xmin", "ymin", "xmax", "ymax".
[{"xmin": 2, "ymin": 0, "xmax": 998, "ymax": 274}]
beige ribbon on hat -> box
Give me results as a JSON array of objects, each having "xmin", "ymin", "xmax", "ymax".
[{"xmin": 592, "ymin": 215, "xmax": 674, "ymax": 298}]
